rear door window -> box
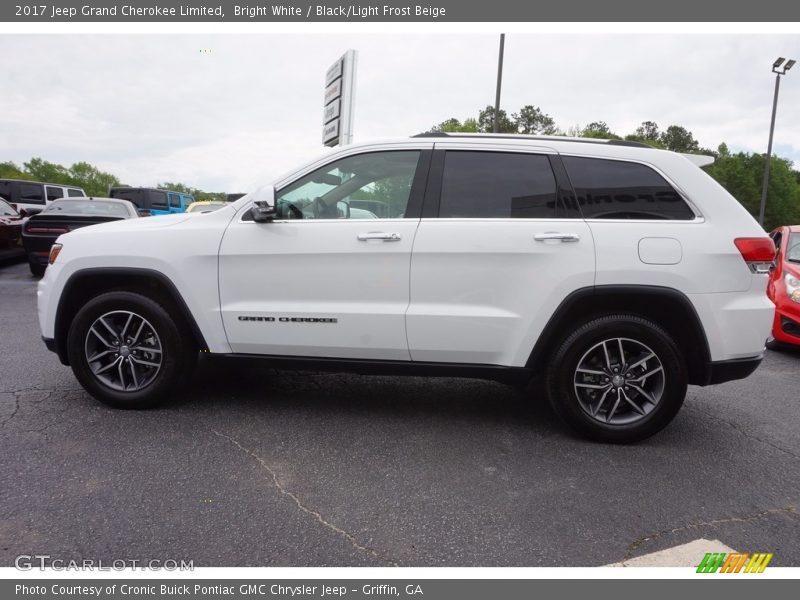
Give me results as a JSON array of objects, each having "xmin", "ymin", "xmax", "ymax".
[
  {"xmin": 562, "ymin": 156, "xmax": 695, "ymax": 220},
  {"xmin": 168, "ymin": 193, "xmax": 181, "ymax": 209},
  {"xmin": 67, "ymin": 188, "xmax": 84, "ymax": 197},
  {"xmin": 19, "ymin": 183, "xmax": 45, "ymax": 205},
  {"xmin": 438, "ymin": 151, "xmax": 559, "ymax": 218}
]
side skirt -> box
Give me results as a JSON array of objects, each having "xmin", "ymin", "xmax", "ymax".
[{"xmin": 209, "ymin": 354, "xmax": 533, "ymax": 386}]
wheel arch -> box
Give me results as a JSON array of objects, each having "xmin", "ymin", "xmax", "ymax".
[
  {"xmin": 53, "ymin": 267, "xmax": 208, "ymax": 366},
  {"xmin": 526, "ymin": 285, "xmax": 712, "ymax": 386}
]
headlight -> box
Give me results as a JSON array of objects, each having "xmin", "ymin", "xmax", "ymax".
[
  {"xmin": 785, "ymin": 273, "xmax": 800, "ymax": 303},
  {"xmin": 48, "ymin": 243, "xmax": 63, "ymax": 265}
]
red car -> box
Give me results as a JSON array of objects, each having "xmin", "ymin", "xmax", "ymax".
[
  {"xmin": 768, "ymin": 225, "xmax": 800, "ymax": 347},
  {"xmin": 0, "ymin": 198, "xmax": 23, "ymax": 250}
]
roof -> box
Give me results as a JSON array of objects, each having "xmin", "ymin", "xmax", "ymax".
[{"xmin": 0, "ymin": 178, "xmax": 84, "ymax": 188}]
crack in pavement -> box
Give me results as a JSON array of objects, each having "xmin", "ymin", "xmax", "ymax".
[
  {"xmin": 211, "ymin": 429, "xmax": 399, "ymax": 567},
  {"xmin": 623, "ymin": 504, "xmax": 798, "ymax": 561},
  {"xmin": 1, "ymin": 393, "xmax": 20, "ymax": 427},
  {"xmin": 1, "ymin": 387, "xmax": 85, "ymax": 428},
  {"xmin": 687, "ymin": 402, "xmax": 800, "ymax": 461}
]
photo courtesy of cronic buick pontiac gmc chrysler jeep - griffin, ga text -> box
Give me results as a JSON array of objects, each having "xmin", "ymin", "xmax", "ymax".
[{"xmin": 36, "ymin": 134, "xmax": 777, "ymax": 442}]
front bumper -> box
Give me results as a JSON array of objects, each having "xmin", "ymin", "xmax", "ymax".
[{"xmin": 772, "ymin": 301, "xmax": 800, "ymax": 346}]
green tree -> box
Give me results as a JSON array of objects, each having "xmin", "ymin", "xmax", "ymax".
[
  {"xmin": 69, "ymin": 162, "xmax": 121, "ymax": 197},
  {"xmin": 704, "ymin": 148, "xmax": 800, "ymax": 230},
  {"xmin": 512, "ymin": 105, "xmax": 557, "ymax": 135},
  {"xmin": 635, "ymin": 120, "xmax": 660, "ymax": 141},
  {"xmin": 581, "ymin": 121, "xmax": 621, "ymax": 140},
  {"xmin": 0, "ymin": 161, "xmax": 33, "ymax": 180},
  {"xmin": 430, "ymin": 117, "xmax": 478, "ymax": 133},
  {"xmin": 659, "ymin": 125, "xmax": 700, "ymax": 153},
  {"xmin": 477, "ymin": 106, "xmax": 516, "ymax": 133},
  {"xmin": 24, "ymin": 158, "xmax": 71, "ymax": 184}
]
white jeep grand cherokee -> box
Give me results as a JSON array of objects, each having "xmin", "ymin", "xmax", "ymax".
[{"xmin": 37, "ymin": 134, "xmax": 776, "ymax": 442}]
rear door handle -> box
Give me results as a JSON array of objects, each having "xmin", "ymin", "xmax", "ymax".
[
  {"xmin": 534, "ymin": 232, "xmax": 580, "ymax": 243},
  {"xmin": 357, "ymin": 232, "xmax": 402, "ymax": 242}
]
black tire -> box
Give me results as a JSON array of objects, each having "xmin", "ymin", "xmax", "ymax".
[
  {"xmin": 66, "ymin": 290, "xmax": 197, "ymax": 409},
  {"xmin": 545, "ymin": 314, "xmax": 687, "ymax": 443},
  {"xmin": 29, "ymin": 260, "xmax": 45, "ymax": 277}
]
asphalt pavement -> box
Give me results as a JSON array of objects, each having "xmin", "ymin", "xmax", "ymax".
[{"xmin": 1, "ymin": 259, "xmax": 798, "ymax": 567}]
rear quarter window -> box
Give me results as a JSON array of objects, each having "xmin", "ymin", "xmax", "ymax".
[
  {"xmin": 562, "ymin": 156, "xmax": 695, "ymax": 220},
  {"xmin": 46, "ymin": 186, "xmax": 64, "ymax": 201}
]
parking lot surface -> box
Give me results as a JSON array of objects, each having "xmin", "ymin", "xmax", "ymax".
[{"xmin": 1, "ymin": 259, "xmax": 798, "ymax": 567}]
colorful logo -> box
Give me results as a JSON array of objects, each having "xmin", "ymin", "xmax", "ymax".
[{"xmin": 697, "ymin": 552, "xmax": 773, "ymax": 573}]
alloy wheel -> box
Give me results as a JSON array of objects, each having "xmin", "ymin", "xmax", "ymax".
[
  {"xmin": 573, "ymin": 337, "xmax": 665, "ymax": 425},
  {"xmin": 84, "ymin": 310, "xmax": 163, "ymax": 392}
]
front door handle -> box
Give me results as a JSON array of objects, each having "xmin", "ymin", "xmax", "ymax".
[
  {"xmin": 534, "ymin": 232, "xmax": 580, "ymax": 243},
  {"xmin": 357, "ymin": 232, "xmax": 402, "ymax": 242}
]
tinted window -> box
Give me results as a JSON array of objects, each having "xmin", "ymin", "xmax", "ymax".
[
  {"xmin": 43, "ymin": 200, "xmax": 132, "ymax": 217},
  {"xmin": 274, "ymin": 151, "xmax": 420, "ymax": 220},
  {"xmin": 439, "ymin": 152, "xmax": 557, "ymax": 218},
  {"xmin": 787, "ymin": 233, "xmax": 800, "ymax": 264},
  {"xmin": 168, "ymin": 193, "xmax": 181, "ymax": 208},
  {"xmin": 562, "ymin": 156, "xmax": 695, "ymax": 220},
  {"xmin": 19, "ymin": 183, "xmax": 44, "ymax": 204},
  {"xmin": 149, "ymin": 190, "xmax": 167, "ymax": 208},
  {"xmin": 110, "ymin": 189, "xmax": 144, "ymax": 208},
  {"xmin": 0, "ymin": 182, "xmax": 10, "ymax": 202},
  {"xmin": 67, "ymin": 188, "xmax": 84, "ymax": 197},
  {"xmin": 46, "ymin": 186, "xmax": 64, "ymax": 201}
]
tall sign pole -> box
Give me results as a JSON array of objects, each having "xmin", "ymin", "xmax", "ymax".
[{"xmin": 322, "ymin": 49, "xmax": 358, "ymax": 147}]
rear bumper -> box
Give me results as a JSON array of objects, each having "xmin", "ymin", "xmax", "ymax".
[{"xmin": 704, "ymin": 355, "xmax": 763, "ymax": 385}]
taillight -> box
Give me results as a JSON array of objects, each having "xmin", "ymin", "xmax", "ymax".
[
  {"xmin": 24, "ymin": 225, "xmax": 70, "ymax": 235},
  {"xmin": 734, "ymin": 237, "xmax": 776, "ymax": 273}
]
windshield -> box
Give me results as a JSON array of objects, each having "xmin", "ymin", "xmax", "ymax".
[
  {"xmin": 787, "ymin": 233, "xmax": 800, "ymax": 263},
  {"xmin": 44, "ymin": 200, "xmax": 132, "ymax": 217},
  {"xmin": 0, "ymin": 199, "xmax": 18, "ymax": 217}
]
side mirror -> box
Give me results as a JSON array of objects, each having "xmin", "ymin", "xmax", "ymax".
[
  {"xmin": 249, "ymin": 185, "xmax": 278, "ymax": 223},
  {"xmin": 336, "ymin": 200, "xmax": 350, "ymax": 219},
  {"xmin": 252, "ymin": 201, "xmax": 277, "ymax": 223}
]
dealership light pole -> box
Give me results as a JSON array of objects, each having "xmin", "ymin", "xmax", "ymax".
[
  {"xmin": 493, "ymin": 34, "xmax": 505, "ymax": 133},
  {"xmin": 759, "ymin": 57, "xmax": 795, "ymax": 227}
]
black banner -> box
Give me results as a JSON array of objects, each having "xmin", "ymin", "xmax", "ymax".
[
  {"xmin": 4, "ymin": 579, "xmax": 798, "ymax": 600},
  {"xmin": 3, "ymin": 0, "xmax": 799, "ymax": 22}
]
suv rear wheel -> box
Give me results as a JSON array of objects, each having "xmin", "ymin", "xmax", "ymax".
[
  {"xmin": 66, "ymin": 291, "xmax": 196, "ymax": 408},
  {"xmin": 546, "ymin": 314, "xmax": 687, "ymax": 443}
]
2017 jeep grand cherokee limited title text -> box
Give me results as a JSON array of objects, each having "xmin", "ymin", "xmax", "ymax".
[{"xmin": 37, "ymin": 134, "xmax": 776, "ymax": 442}]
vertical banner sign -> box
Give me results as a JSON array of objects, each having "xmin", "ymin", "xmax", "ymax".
[{"xmin": 323, "ymin": 49, "xmax": 357, "ymax": 146}]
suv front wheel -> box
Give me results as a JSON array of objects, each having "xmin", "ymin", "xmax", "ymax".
[
  {"xmin": 67, "ymin": 291, "xmax": 196, "ymax": 408},
  {"xmin": 546, "ymin": 314, "xmax": 687, "ymax": 443}
]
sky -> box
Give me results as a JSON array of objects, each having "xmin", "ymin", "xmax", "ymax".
[{"xmin": 1, "ymin": 33, "xmax": 799, "ymax": 193}]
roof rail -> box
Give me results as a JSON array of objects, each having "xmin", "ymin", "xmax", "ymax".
[{"xmin": 411, "ymin": 132, "xmax": 653, "ymax": 149}]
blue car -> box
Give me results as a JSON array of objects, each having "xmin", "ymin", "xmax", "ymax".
[{"xmin": 108, "ymin": 187, "xmax": 194, "ymax": 216}]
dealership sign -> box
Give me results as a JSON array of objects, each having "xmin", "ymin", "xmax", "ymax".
[{"xmin": 323, "ymin": 50, "xmax": 357, "ymax": 147}]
